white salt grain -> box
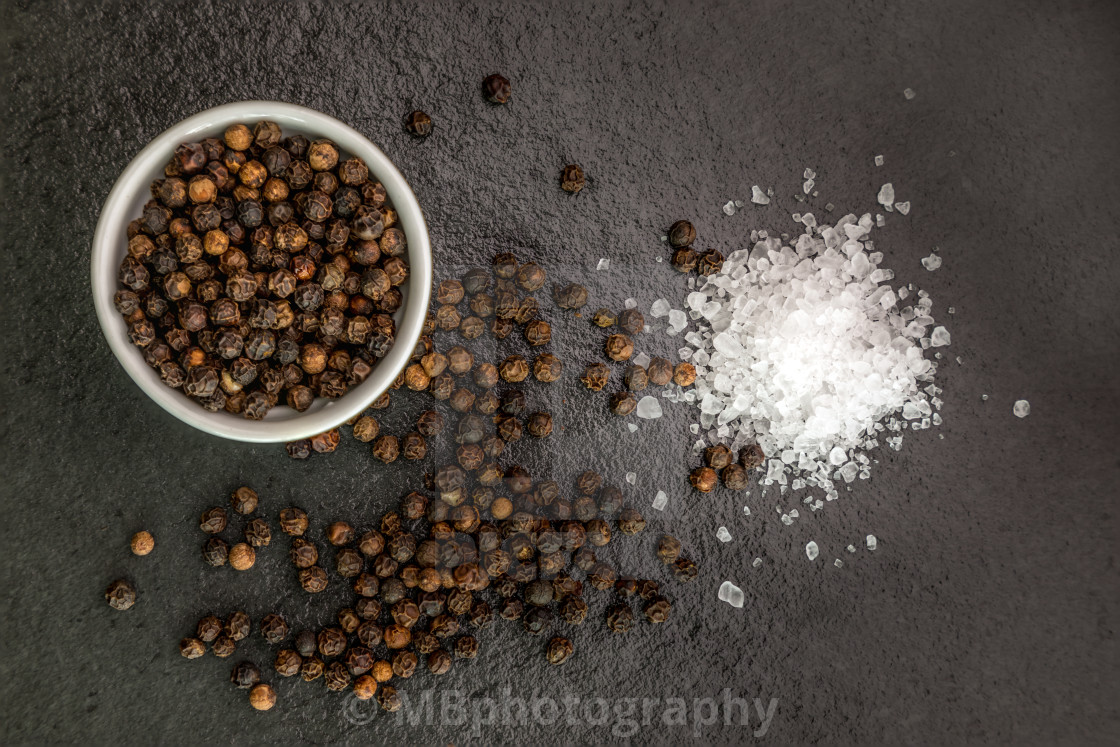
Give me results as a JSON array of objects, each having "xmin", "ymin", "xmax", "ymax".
[
  {"xmin": 718, "ymin": 581, "xmax": 745, "ymax": 608},
  {"xmin": 752, "ymin": 557, "xmax": 762, "ymax": 568},
  {"xmin": 627, "ymin": 423, "xmax": 638, "ymax": 432},
  {"xmin": 878, "ymin": 183, "xmax": 895, "ymax": 208},
  {"xmin": 903, "ymin": 88, "xmax": 916, "ymax": 100},
  {"xmin": 636, "ymin": 396, "xmax": 663, "ymax": 419},
  {"xmin": 834, "ymin": 559, "xmax": 843, "ymax": 568},
  {"xmin": 651, "ymin": 490, "xmax": 668, "ymax": 511},
  {"xmin": 921, "ymin": 253, "xmax": 942, "ymax": 271},
  {"xmin": 1013, "ymin": 400, "xmax": 1031, "ymax": 418},
  {"xmin": 806, "ymin": 541, "xmax": 819, "ymax": 561},
  {"xmin": 650, "ymin": 299, "xmax": 670, "ymax": 317},
  {"xmin": 624, "ymin": 297, "xmax": 637, "ymax": 309},
  {"xmin": 895, "ymin": 201, "xmax": 911, "ymax": 216},
  {"xmin": 625, "ymin": 472, "xmax": 637, "ymax": 485},
  {"xmin": 751, "ymin": 186, "xmax": 770, "ymax": 205},
  {"xmin": 874, "ymin": 155, "xmax": 884, "ymax": 166},
  {"xmin": 866, "ymin": 535, "xmax": 878, "ymax": 550},
  {"xmin": 723, "ymin": 201, "xmax": 737, "ymax": 216},
  {"xmin": 716, "ymin": 526, "xmax": 732, "ymax": 542}
]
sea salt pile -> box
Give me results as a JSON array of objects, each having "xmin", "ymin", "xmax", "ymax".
[{"xmin": 661, "ymin": 212, "xmax": 945, "ymax": 500}]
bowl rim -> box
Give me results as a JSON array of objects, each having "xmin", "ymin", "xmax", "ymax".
[{"xmin": 91, "ymin": 100, "xmax": 431, "ymax": 443}]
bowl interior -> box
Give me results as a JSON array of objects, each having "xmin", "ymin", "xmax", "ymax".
[{"xmin": 92, "ymin": 102, "xmax": 431, "ymax": 443}]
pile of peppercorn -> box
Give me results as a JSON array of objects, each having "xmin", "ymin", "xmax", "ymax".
[{"xmin": 114, "ymin": 121, "xmax": 408, "ymax": 420}]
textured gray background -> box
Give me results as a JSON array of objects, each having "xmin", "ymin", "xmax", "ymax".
[{"xmin": 1, "ymin": 0, "xmax": 1118, "ymax": 743}]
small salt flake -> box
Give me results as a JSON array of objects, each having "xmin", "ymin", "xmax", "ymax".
[
  {"xmin": 824, "ymin": 203, "xmax": 834, "ymax": 212},
  {"xmin": 847, "ymin": 544, "xmax": 856, "ymax": 553},
  {"xmin": 655, "ymin": 256, "xmax": 662, "ymax": 262},
  {"xmin": 596, "ymin": 258, "xmax": 610, "ymax": 271},
  {"xmin": 750, "ymin": 186, "xmax": 770, "ymax": 205},
  {"xmin": 921, "ymin": 253, "xmax": 942, "ymax": 271},
  {"xmin": 636, "ymin": 396, "xmax": 663, "ymax": 419},
  {"xmin": 780, "ymin": 514, "xmax": 792, "ymax": 526},
  {"xmin": 874, "ymin": 155, "xmax": 884, "ymax": 167},
  {"xmin": 894, "ymin": 201, "xmax": 911, "ymax": 216},
  {"xmin": 722, "ymin": 201, "xmax": 737, "ymax": 216},
  {"xmin": 956, "ymin": 356, "xmax": 963, "ymax": 365},
  {"xmin": 834, "ymin": 559, "xmax": 843, "ymax": 568},
  {"xmin": 903, "ymin": 88, "xmax": 916, "ymax": 100},
  {"xmin": 718, "ymin": 581, "xmax": 744, "ymax": 608},
  {"xmin": 627, "ymin": 423, "xmax": 638, "ymax": 432},
  {"xmin": 650, "ymin": 299, "xmax": 670, "ymax": 317},
  {"xmin": 625, "ymin": 472, "xmax": 636, "ymax": 485},
  {"xmin": 805, "ymin": 541, "xmax": 819, "ymax": 561},
  {"xmin": 742, "ymin": 506, "xmax": 751, "ymax": 516},
  {"xmin": 811, "ymin": 190, "xmax": 819, "ymax": 197},
  {"xmin": 981, "ymin": 394, "xmax": 989, "ymax": 401},
  {"xmin": 803, "ymin": 179, "xmax": 815, "ymax": 194},
  {"xmin": 752, "ymin": 557, "xmax": 762, "ymax": 568},
  {"xmin": 803, "ymin": 168, "xmax": 816, "ymax": 179},
  {"xmin": 866, "ymin": 535, "xmax": 877, "ymax": 550},
  {"xmin": 1013, "ymin": 400, "xmax": 1031, "ymax": 418},
  {"xmin": 651, "ymin": 490, "xmax": 668, "ymax": 511},
  {"xmin": 734, "ymin": 200, "xmax": 743, "ymax": 208},
  {"xmin": 716, "ymin": 526, "xmax": 732, "ymax": 543},
  {"xmin": 876, "ymin": 214, "xmax": 885, "ymax": 227},
  {"xmin": 877, "ymin": 183, "xmax": 895, "ymax": 208},
  {"xmin": 624, "ymin": 298, "xmax": 637, "ymax": 309},
  {"xmin": 948, "ymin": 307, "xmax": 955, "ymax": 314}
]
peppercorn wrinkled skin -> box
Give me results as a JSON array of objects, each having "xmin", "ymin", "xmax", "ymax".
[
  {"xmin": 673, "ymin": 556, "xmax": 699, "ymax": 582},
  {"xmin": 404, "ymin": 111, "xmax": 433, "ymax": 137},
  {"xmin": 604, "ymin": 334, "xmax": 634, "ymax": 362},
  {"xmin": 105, "ymin": 579, "xmax": 137, "ymax": 610},
  {"xmin": 560, "ymin": 164, "xmax": 585, "ymax": 193},
  {"xmin": 739, "ymin": 443, "xmax": 766, "ymax": 470},
  {"xmin": 689, "ymin": 466, "xmax": 718, "ymax": 493},
  {"xmin": 483, "ymin": 73, "xmax": 512, "ymax": 103},
  {"xmin": 668, "ymin": 219, "xmax": 697, "ymax": 248}
]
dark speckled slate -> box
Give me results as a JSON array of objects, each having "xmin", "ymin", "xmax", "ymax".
[{"xmin": 1, "ymin": 0, "xmax": 1118, "ymax": 743}]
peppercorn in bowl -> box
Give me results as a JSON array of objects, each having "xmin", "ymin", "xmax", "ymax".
[{"xmin": 92, "ymin": 101, "xmax": 431, "ymax": 442}]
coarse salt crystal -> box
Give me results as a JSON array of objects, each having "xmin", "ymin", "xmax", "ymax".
[
  {"xmin": 877, "ymin": 183, "xmax": 895, "ymax": 208},
  {"xmin": 751, "ymin": 186, "xmax": 770, "ymax": 205},
  {"xmin": 1013, "ymin": 400, "xmax": 1030, "ymax": 418},
  {"xmin": 874, "ymin": 155, "xmax": 884, "ymax": 166},
  {"xmin": 716, "ymin": 526, "xmax": 732, "ymax": 542},
  {"xmin": 806, "ymin": 541, "xmax": 819, "ymax": 561},
  {"xmin": 651, "ymin": 490, "xmax": 668, "ymax": 511},
  {"xmin": 723, "ymin": 201, "xmax": 737, "ymax": 216}
]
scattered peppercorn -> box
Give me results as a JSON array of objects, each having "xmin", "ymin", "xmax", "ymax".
[
  {"xmin": 609, "ymin": 391, "xmax": 637, "ymax": 416},
  {"xmin": 200, "ymin": 507, "xmax": 228, "ymax": 534},
  {"xmin": 581, "ymin": 362, "xmax": 609, "ymax": 391},
  {"xmin": 657, "ymin": 535, "xmax": 682, "ymax": 564},
  {"xmin": 483, "ymin": 74, "xmax": 512, "ymax": 104},
  {"xmin": 560, "ymin": 164, "xmax": 585, "ymax": 193},
  {"xmin": 230, "ymin": 486, "xmax": 259, "ymax": 515},
  {"xmin": 672, "ymin": 556, "xmax": 698, "ymax": 583},
  {"xmin": 249, "ymin": 683, "xmax": 276, "ymax": 711},
  {"xmin": 130, "ymin": 531, "xmax": 155, "ymax": 556},
  {"xmin": 105, "ymin": 579, "xmax": 137, "ymax": 610},
  {"xmin": 180, "ymin": 637, "xmax": 206, "ymax": 659},
  {"xmin": 673, "ymin": 362, "xmax": 697, "ymax": 386},
  {"xmin": 618, "ymin": 309, "xmax": 644, "ymax": 335},
  {"xmin": 739, "ymin": 443, "xmax": 766, "ymax": 470},
  {"xmin": 230, "ymin": 661, "xmax": 261, "ymax": 689},
  {"xmin": 404, "ymin": 110, "xmax": 433, "ymax": 137},
  {"xmin": 668, "ymin": 220, "xmax": 696, "ymax": 248},
  {"xmin": 604, "ymin": 334, "xmax": 634, "ymax": 362},
  {"xmin": 606, "ymin": 604, "xmax": 634, "ymax": 633},
  {"xmin": 689, "ymin": 466, "xmax": 718, "ymax": 493},
  {"xmin": 644, "ymin": 596, "xmax": 673, "ymax": 623},
  {"xmin": 671, "ymin": 247, "xmax": 699, "ymax": 273}
]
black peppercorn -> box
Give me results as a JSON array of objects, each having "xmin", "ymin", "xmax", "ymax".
[
  {"xmin": 739, "ymin": 443, "xmax": 766, "ymax": 469},
  {"xmin": 606, "ymin": 604, "xmax": 634, "ymax": 633},
  {"xmin": 689, "ymin": 467, "xmax": 718, "ymax": 493},
  {"xmin": 526, "ymin": 412, "xmax": 553, "ymax": 438},
  {"xmin": 202, "ymin": 536, "xmax": 229, "ymax": 567},
  {"xmin": 180, "ymin": 637, "xmax": 206, "ymax": 659},
  {"xmin": 404, "ymin": 110, "xmax": 432, "ymax": 137},
  {"xmin": 200, "ymin": 507, "xmax": 228, "ymax": 534},
  {"xmin": 522, "ymin": 607, "xmax": 552, "ymax": 635},
  {"xmin": 657, "ymin": 534, "xmax": 682, "ymax": 564},
  {"xmin": 260, "ymin": 613, "xmax": 289, "ymax": 644},
  {"xmin": 499, "ymin": 355, "xmax": 530, "ymax": 383},
  {"xmin": 671, "ymin": 247, "xmax": 699, "ymax": 273},
  {"xmin": 618, "ymin": 507, "xmax": 646, "ymax": 534},
  {"xmin": 644, "ymin": 596, "xmax": 673, "ymax": 623},
  {"xmin": 560, "ymin": 597, "xmax": 588, "ymax": 625},
  {"xmin": 553, "ymin": 283, "xmax": 588, "ymax": 310},
  {"xmin": 647, "ymin": 357, "xmax": 673, "ymax": 386},
  {"xmin": 672, "ymin": 556, "xmax": 698, "ymax": 582},
  {"xmin": 105, "ymin": 579, "xmax": 137, "ymax": 610},
  {"xmin": 299, "ymin": 565, "xmax": 328, "ymax": 592},
  {"xmin": 546, "ymin": 637, "xmax": 573, "ymax": 665},
  {"xmin": 668, "ymin": 219, "xmax": 696, "ymax": 247},
  {"xmin": 483, "ymin": 73, "xmax": 512, "ymax": 103},
  {"xmin": 230, "ymin": 660, "xmax": 261, "ymax": 689},
  {"xmin": 560, "ymin": 164, "xmax": 585, "ymax": 193},
  {"xmin": 618, "ymin": 309, "xmax": 645, "ymax": 335},
  {"xmin": 604, "ymin": 334, "xmax": 634, "ymax": 361},
  {"xmin": 609, "ymin": 391, "xmax": 637, "ymax": 416},
  {"xmin": 722, "ymin": 463, "xmax": 749, "ymax": 490},
  {"xmin": 225, "ymin": 611, "xmax": 251, "ymax": 641},
  {"xmin": 623, "ymin": 365, "xmax": 649, "ymax": 392},
  {"xmin": 244, "ymin": 518, "xmax": 271, "ymax": 547},
  {"xmin": 698, "ymin": 249, "xmax": 724, "ymax": 276}
]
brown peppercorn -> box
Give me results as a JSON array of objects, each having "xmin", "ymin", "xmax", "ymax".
[
  {"xmin": 646, "ymin": 356, "xmax": 673, "ymax": 386},
  {"xmin": 672, "ymin": 556, "xmax": 698, "ymax": 582},
  {"xmin": 436, "ymin": 279, "xmax": 464, "ymax": 304},
  {"xmin": 483, "ymin": 73, "xmax": 512, "ymax": 103},
  {"xmin": 498, "ymin": 355, "xmax": 530, "ymax": 383},
  {"xmin": 229, "ymin": 486, "xmax": 259, "ymax": 515},
  {"xmin": 490, "ymin": 496, "xmax": 513, "ymax": 520},
  {"xmin": 426, "ymin": 649, "xmax": 452, "ymax": 675},
  {"xmin": 224, "ymin": 124, "xmax": 253, "ymax": 151},
  {"xmin": 671, "ymin": 247, "xmax": 699, "ymax": 273},
  {"xmin": 618, "ymin": 507, "xmax": 646, "ymax": 534},
  {"xmin": 274, "ymin": 649, "xmax": 302, "ymax": 677},
  {"xmin": 739, "ymin": 443, "xmax": 766, "ymax": 470},
  {"xmin": 354, "ymin": 572, "xmax": 380, "ymax": 596},
  {"xmin": 526, "ymin": 412, "xmax": 553, "ymax": 438},
  {"xmin": 698, "ymin": 249, "xmax": 724, "ymax": 276},
  {"xmin": 722, "ymin": 463, "xmax": 749, "ymax": 490},
  {"xmin": 609, "ymin": 391, "xmax": 637, "ymax": 416},
  {"xmin": 705, "ymin": 444, "xmax": 733, "ymax": 470},
  {"xmin": 668, "ymin": 219, "xmax": 697, "ymax": 248},
  {"xmin": 325, "ymin": 661, "xmax": 352, "ymax": 691},
  {"xmin": 244, "ymin": 518, "xmax": 271, "ymax": 547},
  {"xmin": 673, "ymin": 362, "xmax": 697, "ymax": 386},
  {"xmin": 180, "ymin": 637, "xmax": 206, "ymax": 659},
  {"xmin": 560, "ymin": 164, "xmax": 585, "ymax": 193},
  {"xmin": 230, "ymin": 661, "xmax": 261, "ymax": 689},
  {"xmin": 524, "ymin": 319, "xmax": 551, "ymax": 346},
  {"xmin": 580, "ymin": 362, "xmax": 610, "ymax": 391},
  {"xmin": 317, "ymin": 627, "xmax": 347, "ymax": 658},
  {"xmin": 286, "ymin": 539, "xmax": 317, "ymax": 571},
  {"xmin": 553, "ymin": 283, "xmax": 589, "ymax": 310},
  {"xmin": 225, "ymin": 611, "xmax": 251, "ymax": 641},
  {"xmin": 657, "ymin": 534, "xmax": 682, "ymax": 564},
  {"xmin": 344, "ymin": 646, "xmax": 375, "ymax": 676},
  {"xmin": 492, "ymin": 251, "xmax": 518, "ymax": 278},
  {"xmin": 299, "ymin": 566, "xmax": 328, "ymax": 592},
  {"xmin": 326, "ymin": 521, "xmax": 354, "ymax": 546},
  {"xmin": 560, "ymin": 597, "xmax": 588, "ymax": 625},
  {"xmin": 105, "ymin": 579, "xmax": 137, "ymax": 610},
  {"xmin": 299, "ymin": 657, "xmax": 324, "ymax": 682},
  {"xmin": 279, "ymin": 508, "xmax": 309, "ymax": 538},
  {"xmin": 689, "ymin": 466, "xmax": 718, "ymax": 493},
  {"xmin": 353, "ymin": 674, "xmax": 378, "ymax": 700},
  {"xmin": 229, "ymin": 543, "xmax": 256, "ymax": 570},
  {"xmin": 591, "ymin": 307, "xmax": 616, "ymax": 327},
  {"xmin": 404, "ymin": 110, "xmax": 432, "ymax": 137},
  {"xmin": 353, "ymin": 416, "xmax": 380, "ymax": 442},
  {"xmin": 644, "ymin": 596, "xmax": 673, "ymax": 623},
  {"xmin": 586, "ymin": 519, "xmax": 612, "ymax": 546},
  {"xmin": 618, "ymin": 309, "xmax": 645, "ymax": 335},
  {"xmin": 623, "ymin": 365, "xmax": 648, "ymax": 392},
  {"xmin": 516, "ymin": 263, "xmax": 546, "ymax": 292},
  {"xmin": 588, "ymin": 562, "xmax": 618, "ymax": 591},
  {"xmin": 372, "ymin": 435, "xmax": 400, "ymax": 463},
  {"xmin": 200, "ymin": 507, "xmax": 228, "ymax": 534},
  {"xmin": 196, "ymin": 615, "xmax": 223, "ymax": 642},
  {"xmin": 212, "ymin": 634, "xmax": 238, "ymax": 656},
  {"xmin": 606, "ymin": 604, "xmax": 634, "ymax": 633},
  {"xmin": 248, "ymin": 683, "xmax": 276, "ymax": 711},
  {"xmin": 336, "ymin": 548, "xmax": 364, "ymax": 578},
  {"xmin": 416, "ymin": 410, "xmax": 444, "ymax": 437},
  {"xmin": 130, "ymin": 531, "xmax": 155, "ymax": 556},
  {"xmin": 604, "ymin": 333, "xmax": 634, "ymax": 361},
  {"xmin": 532, "ymin": 353, "xmax": 563, "ymax": 383},
  {"xmin": 358, "ymin": 530, "xmax": 385, "ymax": 558},
  {"xmin": 383, "ymin": 624, "xmax": 411, "ymax": 650}
]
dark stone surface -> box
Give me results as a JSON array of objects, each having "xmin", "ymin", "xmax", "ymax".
[{"xmin": 1, "ymin": 0, "xmax": 1118, "ymax": 743}]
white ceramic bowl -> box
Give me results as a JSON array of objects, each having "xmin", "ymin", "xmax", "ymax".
[{"xmin": 91, "ymin": 101, "xmax": 432, "ymax": 443}]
